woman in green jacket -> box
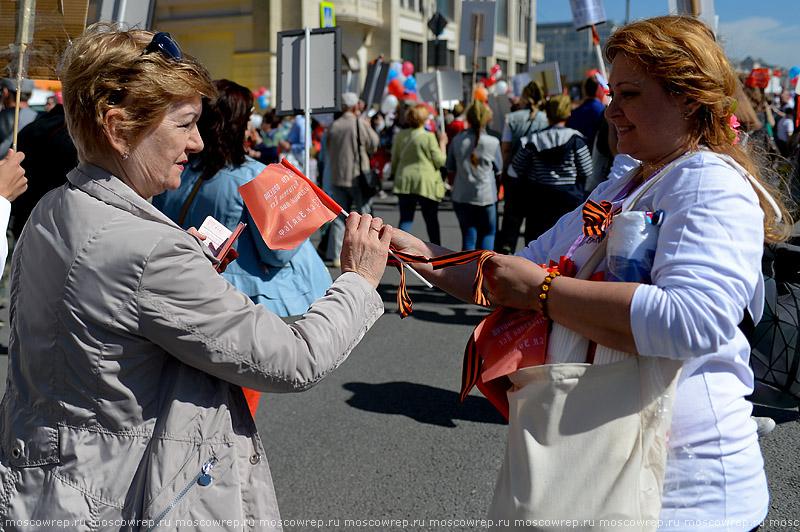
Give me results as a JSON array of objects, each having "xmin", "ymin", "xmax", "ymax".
[{"xmin": 391, "ymin": 104, "xmax": 448, "ymax": 244}]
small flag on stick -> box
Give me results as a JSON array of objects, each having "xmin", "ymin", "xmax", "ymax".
[{"xmin": 239, "ymin": 159, "xmax": 339, "ymax": 250}]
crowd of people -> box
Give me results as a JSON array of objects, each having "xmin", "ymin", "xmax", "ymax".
[{"xmin": 0, "ymin": 13, "xmax": 797, "ymax": 532}]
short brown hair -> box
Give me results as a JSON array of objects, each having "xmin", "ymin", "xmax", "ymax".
[
  {"xmin": 61, "ymin": 23, "xmax": 216, "ymax": 163},
  {"xmin": 405, "ymin": 104, "xmax": 430, "ymax": 128}
]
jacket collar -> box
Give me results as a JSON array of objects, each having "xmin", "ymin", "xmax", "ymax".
[
  {"xmin": 68, "ymin": 163, "xmax": 180, "ymax": 227},
  {"xmin": 67, "ymin": 162, "xmax": 219, "ymax": 262}
]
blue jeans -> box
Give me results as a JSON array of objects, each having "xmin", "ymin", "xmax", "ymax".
[
  {"xmin": 326, "ymin": 185, "xmax": 372, "ymax": 260},
  {"xmin": 453, "ymin": 202, "xmax": 497, "ymax": 251},
  {"xmin": 397, "ymin": 194, "xmax": 441, "ymax": 245}
]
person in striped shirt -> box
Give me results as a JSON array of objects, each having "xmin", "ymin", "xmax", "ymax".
[{"xmin": 508, "ymin": 94, "xmax": 593, "ymax": 242}]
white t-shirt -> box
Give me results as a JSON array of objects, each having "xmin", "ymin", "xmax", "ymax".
[
  {"xmin": 776, "ymin": 116, "xmax": 794, "ymax": 143},
  {"xmin": 0, "ymin": 195, "xmax": 9, "ymax": 275},
  {"xmin": 518, "ymin": 150, "xmax": 768, "ymax": 531}
]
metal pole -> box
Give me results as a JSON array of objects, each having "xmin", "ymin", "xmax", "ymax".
[
  {"xmin": 435, "ymin": 69, "xmax": 445, "ymax": 138},
  {"xmin": 304, "ymin": 26, "xmax": 311, "ymax": 176},
  {"xmin": 471, "ymin": 16, "xmax": 480, "ymax": 104},
  {"xmin": 591, "ymin": 25, "xmax": 607, "ymax": 81},
  {"xmin": 526, "ymin": 0, "xmax": 534, "ymax": 68},
  {"xmin": 117, "ymin": 0, "xmax": 128, "ymax": 24}
]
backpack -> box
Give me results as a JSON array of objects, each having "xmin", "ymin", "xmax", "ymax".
[{"xmin": 749, "ymin": 242, "xmax": 800, "ymax": 404}]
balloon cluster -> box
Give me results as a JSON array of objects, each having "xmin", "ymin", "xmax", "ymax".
[
  {"xmin": 479, "ymin": 64, "xmax": 503, "ymax": 90},
  {"xmin": 383, "ymin": 60, "xmax": 418, "ymax": 113},
  {"xmin": 253, "ymin": 86, "xmax": 270, "ymax": 109}
]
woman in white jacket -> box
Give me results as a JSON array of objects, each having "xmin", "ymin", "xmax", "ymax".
[
  {"xmin": 388, "ymin": 16, "xmax": 790, "ymax": 531},
  {"xmin": 0, "ymin": 24, "xmax": 391, "ymax": 531}
]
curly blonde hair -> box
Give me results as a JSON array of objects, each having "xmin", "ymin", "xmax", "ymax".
[
  {"xmin": 61, "ymin": 23, "xmax": 216, "ymax": 163},
  {"xmin": 605, "ymin": 15, "xmax": 791, "ymax": 242}
]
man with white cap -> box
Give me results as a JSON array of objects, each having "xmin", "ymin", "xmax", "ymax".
[
  {"xmin": 324, "ymin": 92, "xmax": 379, "ymax": 267},
  {"xmin": 0, "ymin": 78, "xmax": 37, "ymax": 159}
]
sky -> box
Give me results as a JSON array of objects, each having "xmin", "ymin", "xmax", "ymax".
[{"xmin": 535, "ymin": 0, "xmax": 800, "ymax": 70}]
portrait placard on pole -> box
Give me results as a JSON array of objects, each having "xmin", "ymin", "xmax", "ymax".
[
  {"xmin": 529, "ymin": 61, "xmax": 562, "ymax": 96},
  {"xmin": 360, "ymin": 59, "xmax": 390, "ymax": 112},
  {"xmin": 416, "ymin": 71, "xmax": 462, "ymax": 104},
  {"xmin": 276, "ymin": 27, "xmax": 341, "ymax": 116},
  {"xmin": 458, "ymin": 1, "xmax": 496, "ymax": 58}
]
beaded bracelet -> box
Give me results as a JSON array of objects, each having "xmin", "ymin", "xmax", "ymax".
[{"xmin": 538, "ymin": 271, "xmax": 561, "ymax": 317}]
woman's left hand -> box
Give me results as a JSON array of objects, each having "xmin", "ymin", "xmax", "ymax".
[{"xmin": 481, "ymin": 254, "xmax": 549, "ymax": 310}]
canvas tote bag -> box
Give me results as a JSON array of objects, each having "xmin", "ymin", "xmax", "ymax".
[{"xmin": 486, "ymin": 156, "xmax": 694, "ymax": 531}]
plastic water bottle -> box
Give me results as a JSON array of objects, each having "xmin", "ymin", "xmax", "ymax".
[{"xmin": 605, "ymin": 210, "xmax": 663, "ymax": 284}]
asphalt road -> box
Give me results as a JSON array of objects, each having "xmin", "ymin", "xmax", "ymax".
[{"xmin": 0, "ymin": 193, "xmax": 797, "ymax": 531}]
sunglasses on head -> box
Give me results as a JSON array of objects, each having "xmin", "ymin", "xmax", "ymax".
[{"xmin": 141, "ymin": 32, "xmax": 182, "ymax": 61}]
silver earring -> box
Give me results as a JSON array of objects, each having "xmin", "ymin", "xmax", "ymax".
[{"xmin": 122, "ymin": 152, "xmax": 129, "ymax": 160}]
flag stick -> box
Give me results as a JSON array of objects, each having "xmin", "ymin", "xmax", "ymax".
[
  {"xmin": 333, "ymin": 209, "xmax": 433, "ymax": 288},
  {"xmin": 280, "ymin": 159, "xmax": 433, "ymax": 288}
]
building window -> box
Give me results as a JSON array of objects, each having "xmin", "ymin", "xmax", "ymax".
[
  {"xmin": 401, "ymin": 0, "xmax": 423, "ymax": 12},
  {"xmin": 401, "ymin": 39, "xmax": 422, "ymax": 75},
  {"xmin": 496, "ymin": 0, "xmax": 508, "ymax": 37},
  {"xmin": 516, "ymin": 0, "xmax": 529, "ymax": 41},
  {"xmin": 437, "ymin": 0, "xmax": 455, "ymax": 20},
  {"xmin": 497, "ymin": 59, "xmax": 508, "ymax": 77},
  {"xmin": 516, "ymin": 62, "xmax": 527, "ymax": 75}
]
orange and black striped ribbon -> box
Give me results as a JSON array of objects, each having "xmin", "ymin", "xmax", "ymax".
[
  {"xmin": 386, "ymin": 248, "xmax": 497, "ymax": 401},
  {"xmin": 582, "ymin": 199, "xmax": 621, "ymax": 238},
  {"xmin": 461, "ymin": 334, "xmax": 480, "ymax": 403},
  {"xmin": 387, "ymin": 248, "xmax": 496, "ymax": 318}
]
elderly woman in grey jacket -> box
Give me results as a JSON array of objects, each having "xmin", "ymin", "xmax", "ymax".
[{"xmin": 0, "ymin": 24, "xmax": 391, "ymax": 531}]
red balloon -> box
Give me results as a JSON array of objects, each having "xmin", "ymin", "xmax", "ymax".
[
  {"xmin": 491, "ymin": 64, "xmax": 501, "ymax": 75},
  {"xmin": 388, "ymin": 78, "xmax": 404, "ymax": 97},
  {"xmin": 402, "ymin": 61, "xmax": 415, "ymax": 77},
  {"xmin": 484, "ymin": 74, "xmax": 497, "ymax": 87}
]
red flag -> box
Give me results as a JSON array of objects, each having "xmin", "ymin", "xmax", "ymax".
[{"xmin": 239, "ymin": 159, "xmax": 340, "ymax": 250}]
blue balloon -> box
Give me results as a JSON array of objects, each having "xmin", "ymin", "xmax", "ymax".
[
  {"xmin": 404, "ymin": 76, "xmax": 417, "ymax": 91},
  {"xmin": 387, "ymin": 68, "xmax": 398, "ymax": 81},
  {"xmin": 258, "ymin": 94, "xmax": 268, "ymax": 108},
  {"xmin": 790, "ymin": 66, "xmax": 800, "ymax": 80}
]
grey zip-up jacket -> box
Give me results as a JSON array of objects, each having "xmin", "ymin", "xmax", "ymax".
[{"xmin": 0, "ymin": 163, "xmax": 383, "ymax": 531}]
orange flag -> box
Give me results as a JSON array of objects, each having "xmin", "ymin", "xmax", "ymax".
[{"xmin": 239, "ymin": 159, "xmax": 341, "ymax": 250}]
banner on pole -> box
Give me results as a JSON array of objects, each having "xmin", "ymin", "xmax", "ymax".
[
  {"xmin": 569, "ymin": 0, "xmax": 606, "ymax": 31},
  {"xmin": 458, "ymin": 1, "xmax": 496, "ymax": 57}
]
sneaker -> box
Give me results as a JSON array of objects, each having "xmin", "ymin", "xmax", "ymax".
[{"xmin": 753, "ymin": 416, "xmax": 776, "ymax": 437}]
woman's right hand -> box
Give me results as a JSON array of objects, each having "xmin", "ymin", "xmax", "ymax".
[
  {"xmin": 0, "ymin": 149, "xmax": 27, "ymax": 202},
  {"xmin": 340, "ymin": 213, "xmax": 392, "ymax": 289}
]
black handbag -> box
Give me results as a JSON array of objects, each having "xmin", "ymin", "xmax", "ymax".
[{"xmin": 356, "ymin": 119, "xmax": 381, "ymax": 199}]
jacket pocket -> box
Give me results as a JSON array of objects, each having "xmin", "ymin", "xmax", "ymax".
[
  {"xmin": 0, "ymin": 394, "xmax": 60, "ymax": 467},
  {"xmin": 55, "ymin": 424, "xmax": 151, "ymax": 507},
  {"xmin": 140, "ymin": 441, "xmax": 235, "ymax": 530}
]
